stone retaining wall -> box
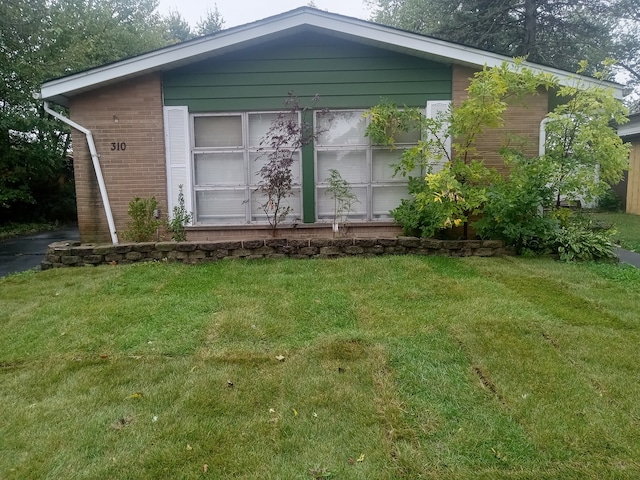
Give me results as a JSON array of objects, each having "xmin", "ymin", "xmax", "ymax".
[{"xmin": 42, "ymin": 237, "xmax": 512, "ymax": 270}]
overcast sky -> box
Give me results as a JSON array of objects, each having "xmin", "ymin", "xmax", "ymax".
[{"xmin": 157, "ymin": 0, "xmax": 372, "ymax": 29}]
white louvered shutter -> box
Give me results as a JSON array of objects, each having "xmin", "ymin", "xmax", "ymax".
[{"xmin": 164, "ymin": 106, "xmax": 193, "ymax": 223}]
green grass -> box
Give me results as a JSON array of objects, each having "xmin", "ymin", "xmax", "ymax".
[
  {"xmin": 586, "ymin": 211, "xmax": 640, "ymax": 252},
  {"xmin": 2, "ymin": 257, "xmax": 640, "ymax": 479}
]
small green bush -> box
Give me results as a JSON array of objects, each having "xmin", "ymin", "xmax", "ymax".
[
  {"xmin": 597, "ymin": 187, "xmax": 623, "ymax": 212},
  {"xmin": 121, "ymin": 196, "xmax": 160, "ymax": 242},
  {"xmin": 167, "ymin": 185, "xmax": 192, "ymax": 242},
  {"xmin": 551, "ymin": 216, "xmax": 616, "ymax": 261},
  {"xmin": 391, "ymin": 177, "xmax": 448, "ymax": 238},
  {"xmin": 474, "ymin": 155, "xmax": 556, "ymax": 254}
]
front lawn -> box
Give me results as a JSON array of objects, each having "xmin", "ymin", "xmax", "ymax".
[
  {"xmin": 2, "ymin": 257, "xmax": 640, "ymax": 479},
  {"xmin": 586, "ymin": 211, "xmax": 640, "ymax": 252}
]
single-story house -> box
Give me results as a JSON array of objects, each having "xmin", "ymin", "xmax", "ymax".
[
  {"xmin": 619, "ymin": 112, "xmax": 640, "ymax": 214},
  {"xmin": 39, "ymin": 7, "xmax": 624, "ymax": 244}
]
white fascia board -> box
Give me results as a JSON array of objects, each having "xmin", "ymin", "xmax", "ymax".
[
  {"xmin": 618, "ymin": 118, "xmax": 640, "ymax": 138},
  {"xmin": 303, "ymin": 14, "xmax": 623, "ymax": 98},
  {"xmin": 40, "ymin": 8, "xmax": 624, "ymax": 104}
]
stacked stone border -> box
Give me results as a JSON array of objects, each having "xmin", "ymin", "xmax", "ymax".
[{"xmin": 42, "ymin": 237, "xmax": 513, "ymax": 270}]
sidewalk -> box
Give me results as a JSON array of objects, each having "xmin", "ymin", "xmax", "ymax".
[{"xmin": 616, "ymin": 247, "xmax": 640, "ymax": 268}]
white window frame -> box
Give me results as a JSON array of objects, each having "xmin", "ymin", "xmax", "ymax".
[{"xmin": 190, "ymin": 111, "xmax": 302, "ymax": 225}]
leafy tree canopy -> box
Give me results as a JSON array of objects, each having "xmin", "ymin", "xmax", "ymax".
[
  {"xmin": 0, "ymin": 0, "xmax": 225, "ymax": 221},
  {"xmin": 366, "ymin": 0, "xmax": 640, "ymax": 107}
]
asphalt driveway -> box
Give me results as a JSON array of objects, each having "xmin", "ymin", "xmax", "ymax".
[{"xmin": 0, "ymin": 226, "xmax": 79, "ymax": 277}]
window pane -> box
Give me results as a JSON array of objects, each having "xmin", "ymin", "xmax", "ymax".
[
  {"xmin": 317, "ymin": 150, "xmax": 368, "ymax": 184},
  {"xmin": 372, "ymin": 149, "xmax": 409, "ymax": 182},
  {"xmin": 250, "ymin": 188, "xmax": 302, "ymax": 223},
  {"xmin": 317, "ymin": 111, "xmax": 367, "ymax": 146},
  {"xmin": 195, "ymin": 190, "xmax": 246, "ymax": 224},
  {"xmin": 194, "ymin": 152, "xmax": 245, "ymax": 185},
  {"xmin": 372, "ymin": 185, "xmax": 409, "ymax": 218},
  {"xmin": 317, "ymin": 186, "xmax": 367, "ymax": 220},
  {"xmin": 249, "ymin": 152, "xmax": 301, "ymax": 184},
  {"xmin": 194, "ymin": 116, "xmax": 242, "ymax": 148},
  {"xmin": 248, "ymin": 112, "xmax": 298, "ymax": 148}
]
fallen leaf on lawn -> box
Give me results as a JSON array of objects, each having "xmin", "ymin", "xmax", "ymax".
[
  {"xmin": 129, "ymin": 392, "xmax": 143, "ymax": 399},
  {"xmin": 293, "ymin": 408, "xmax": 298, "ymax": 416},
  {"xmin": 357, "ymin": 454, "xmax": 365, "ymax": 463},
  {"xmin": 312, "ymin": 412, "xmax": 318, "ymax": 418},
  {"xmin": 152, "ymin": 415, "xmax": 158, "ymax": 422},
  {"xmin": 203, "ymin": 464, "xmax": 208, "ymax": 473},
  {"xmin": 186, "ymin": 444, "xmax": 192, "ymax": 450},
  {"xmin": 275, "ymin": 355, "xmax": 285, "ymax": 362},
  {"xmin": 269, "ymin": 408, "xmax": 276, "ymax": 414}
]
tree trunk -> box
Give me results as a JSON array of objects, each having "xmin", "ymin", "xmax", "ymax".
[{"xmin": 521, "ymin": 0, "xmax": 538, "ymax": 61}]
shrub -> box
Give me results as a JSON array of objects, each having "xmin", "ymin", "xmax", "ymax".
[
  {"xmin": 474, "ymin": 154, "xmax": 556, "ymax": 254},
  {"xmin": 325, "ymin": 169, "xmax": 358, "ymax": 236},
  {"xmin": 597, "ymin": 187, "xmax": 623, "ymax": 212},
  {"xmin": 550, "ymin": 215, "xmax": 616, "ymax": 261},
  {"xmin": 121, "ymin": 196, "xmax": 160, "ymax": 242},
  {"xmin": 167, "ymin": 185, "xmax": 192, "ymax": 242},
  {"xmin": 391, "ymin": 177, "xmax": 447, "ymax": 238}
]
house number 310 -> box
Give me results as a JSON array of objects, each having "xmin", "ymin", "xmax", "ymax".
[{"xmin": 110, "ymin": 142, "xmax": 126, "ymax": 151}]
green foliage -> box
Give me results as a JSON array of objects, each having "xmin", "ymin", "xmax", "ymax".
[
  {"xmin": 256, "ymin": 94, "xmax": 319, "ymax": 233},
  {"xmin": 475, "ymin": 154, "xmax": 557, "ymax": 254},
  {"xmin": 367, "ymin": 0, "xmax": 639, "ymax": 97},
  {"xmin": 365, "ymin": 61, "xmax": 628, "ymax": 250},
  {"xmin": 0, "ymin": 0, "xmax": 180, "ymax": 223},
  {"xmin": 325, "ymin": 169, "xmax": 358, "ymax": 236},
  {"xmin": 391, "ymin": 178, "xmax": 447, "ymax": 237},
  {"xmin": 544, "ymin": 61, "xmax": 630, "ymax": 207},
  {"xmin": 364, "ymin": 102, "xmax": 422, "ymax": 148},
  {"xmin": 597, "ymin": 187, "xmax": 624, "ymax": 212},
  {"xmin": 167, "ymin": 185, "xmax": 192, "ymax": 242},
  {"xmin": 551, "ymin": 216, "xmax": 617, "ymax": 261},
  {"xmin": 195, "ymin": 5, "xmax": 225, "ymax": 36},
  {"xmin": 122, "ymin": 196, "xmax": 160, "ymax": 242}
]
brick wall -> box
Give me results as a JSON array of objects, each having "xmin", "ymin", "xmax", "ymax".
[
  {"xmin": 69, "ymin": 73, "xmax": 166, "ymax": 243},
  {"xmin": 452, "ymin": 65, "xmax": 549, "ymax": 175}
]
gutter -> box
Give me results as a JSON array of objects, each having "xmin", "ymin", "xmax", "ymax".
[{"xmin": 42, "ymin": 100, "xmax": 119, "ymax": 244}]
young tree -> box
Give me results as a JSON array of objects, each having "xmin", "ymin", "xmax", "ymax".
[
  {"xmin": 367, "ymin": 0, "xmax": 638, "ymax": 101},
  {"xmin": 365, "ymin": 61, "xmax": 629, "ymax": 240},
  {"xmin": 256, "ymin": 95, "xmax": 322, "ymax": 234},
  {"xmin": 0, "ymin": 0, "xmax": 177, "ymax": 222},
  {"xmin": 195, "ymin": 5, "xmax": 225, "ymax": 36},
  {"xmin": 163, "ymin": 10, "xmax": 194, "ymax": 43}
]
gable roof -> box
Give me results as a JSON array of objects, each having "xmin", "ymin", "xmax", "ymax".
[{"xmin": 40, "ymin": 7, "xmax": 623, "ymax": 106}]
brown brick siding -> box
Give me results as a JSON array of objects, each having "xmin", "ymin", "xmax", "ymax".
[
  {"xmin": 68, "ymin": 66, "xmax": 549, "ymax": 243},
  {"xmin": 69, "ymin": 73, "xmax": 166, "ymax": 243},
  {"xmin": 452, "ymin": 65, "xmax": 548, "ymax": 175}
]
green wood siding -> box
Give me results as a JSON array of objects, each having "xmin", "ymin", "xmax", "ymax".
[
  {"xmin": 163, "ymin": 32, "xmax": 452, "ymax": 111},
  {"xmin": 164, "ymin": 32, "xmax": 452, "ymax": 223}
]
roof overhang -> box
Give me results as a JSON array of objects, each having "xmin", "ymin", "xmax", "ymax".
[
  {"xmin": 619, "ymin": 113, "xmax": 640, "ymax": 140},
  {"xmin": 40, "ymin": 7, "xmax": 625, "ymax": 106}
]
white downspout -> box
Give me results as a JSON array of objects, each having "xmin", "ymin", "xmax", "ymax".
[{"xmin": 43, "ymin": 101, "xmax": 119, "ymax": 244}]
